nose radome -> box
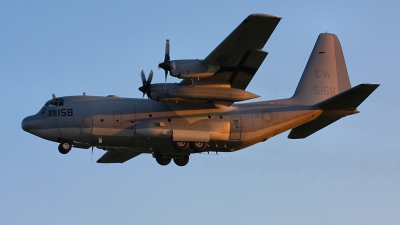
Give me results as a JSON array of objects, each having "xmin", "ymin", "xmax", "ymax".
[{"xmin": 22, "ymin": 116, "xmax": 34, "ymax": 132}]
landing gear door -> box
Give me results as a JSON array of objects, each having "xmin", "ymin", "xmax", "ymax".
[{"xmin": 229, "ymin": 116, "xmax": 241, "ymax": 140}]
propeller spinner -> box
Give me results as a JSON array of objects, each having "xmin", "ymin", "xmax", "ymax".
[{"xmin": 138, "ymin": 70, "xmax": 153, "ymax": 98}]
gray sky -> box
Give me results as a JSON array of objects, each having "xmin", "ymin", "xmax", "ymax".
[{"xmin": 1, "ymin": 1, "xmax": 399, "ymax": 224}]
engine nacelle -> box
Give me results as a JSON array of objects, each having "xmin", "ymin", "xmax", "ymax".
[{"xmin": 170, "ymin": 60, "xmax": 220, "ymax": 79}]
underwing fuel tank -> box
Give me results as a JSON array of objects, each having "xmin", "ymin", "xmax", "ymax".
[{"xmin": 169, "ymin": 86, "xmax": 259, "ymax": 102}]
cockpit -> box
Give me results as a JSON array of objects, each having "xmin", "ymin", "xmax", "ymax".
[
  {"xmin": 38, "ymin": 98, "xmax": 64, "ymax": 115},
  {"xmin": 46, "ymin": 98, "xmax": 64, "ymax": 107}
]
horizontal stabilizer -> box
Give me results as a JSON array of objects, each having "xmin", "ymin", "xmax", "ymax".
[
  {"xmin": 288, "ymin": 118, "xmax": 340, "ymax": 139},
  {"xmin": 289, "ymin": 83, "xmax": 379, "ymax": 139},
  {"xmin": 97, "ymin": 150, "xmax": 140, "ymax": 163},
  {"xmin": 316, "ymin": 83, "xmax": 379, "ymax": 110}
]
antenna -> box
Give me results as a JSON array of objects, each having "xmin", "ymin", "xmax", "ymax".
[{"xmin": 91, "ymin": 146, "xmax": 94, "ymax": 162}]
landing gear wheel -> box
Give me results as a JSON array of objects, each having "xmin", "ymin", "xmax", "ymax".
[
  {"xmin": 155, "ymin": 155, "xmax": 171, "ymax": 166},
  {"xmin": 173, "ymin": 156, "xmax": 189, "ymax": 166},
  {"xmin": 190, "ymin": 142, "xmax": 207, "ymax": 152},
  {"xmin": 58, "ymin": 142, "xmax": 72, "ymax": 154},
  {"xmin": 172, "ymin": 141, "xmax": 189, "ymax": 151}
]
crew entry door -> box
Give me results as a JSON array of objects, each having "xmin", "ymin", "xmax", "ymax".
[
  {"xmin": 229, "ymin": 116, "xmax": 242, "ymax": 140},
  {"xmin": 81, "ymin": 116, "xmax": 93, "ymax": 134}
]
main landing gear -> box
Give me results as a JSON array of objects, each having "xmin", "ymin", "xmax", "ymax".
[
  {"xmin": 155, "ymin": 155, "xmax": 171, "ymax": 166},
  {"xmin": 172, "ymin": 141, "xmax": 208, "ymax": 152},
  {"xmin": 173, "ymin": 156, "xmax": 189, "ymax": 166},
  {"xmin": 58, "ymin": 142, "xmax": 72, "ymax": 154},
  {"xmin": 156, "ymin": 141, "xmax": 207, "ymax": 166},
  {"xmin": 153, "ymin": 153, "xmax": 190, "ymax": 167},
  {"xmin": 172, "ymin": 141, "xmax": 189, "ymax": 151}
]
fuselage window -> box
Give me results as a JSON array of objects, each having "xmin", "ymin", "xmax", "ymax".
[{"xmin": 48, "ymin": 110, "xmax": 58, "ymax": 117}]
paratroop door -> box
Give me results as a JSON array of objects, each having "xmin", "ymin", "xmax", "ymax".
[{"xmin": 229, "ymin": 116, "xmax": 241, "ymax": 140}]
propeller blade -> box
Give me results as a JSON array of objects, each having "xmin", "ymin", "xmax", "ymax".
[
  {"xmin": 157, "ymin": 39, "xmax": 171, "ymax": 92},
  {"xmin": 158, "ymin": 40, "xmax": 171, "ymax": 71},
  {"xmin": 146, "ymin": 70, "xmax": 153, "ymax": 86},
  {"xmin": 138, "ymin": 70, "xmax": 154, "ymax": 99},
  {"xmin": 164, "ymin": 39, "xmax": 170, "ymax": 62},
  {"xmin": 140, "ymin": 70, "xmax": 146, "ymax": 86},
  {"xmin": 139, "ymin": 70, "xmax": 147, "ymax": 96},
  {"xmin": 164, "ymin": 70, "xmax": 168, "ymax": 92}
]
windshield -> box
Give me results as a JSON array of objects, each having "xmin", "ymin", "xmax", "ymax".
[{"xmin": 38, "ymin": 98, "xmax": 64, "ymax": 114}]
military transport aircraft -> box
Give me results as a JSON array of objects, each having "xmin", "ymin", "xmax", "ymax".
[{"xmin": 21, "ymin": 14, "xmax": 379, "ymax": 166}]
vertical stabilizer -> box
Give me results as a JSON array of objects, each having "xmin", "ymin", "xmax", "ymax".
[{"xmin": 292, "ymin": 33, "xmax": 351, "ymax": 105}]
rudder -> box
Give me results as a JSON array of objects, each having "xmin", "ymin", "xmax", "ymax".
[{"xmin": 292, "ymin": 33, "xmax": 351, "ymax": 105}]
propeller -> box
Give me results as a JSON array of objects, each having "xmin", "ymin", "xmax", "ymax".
[
  {"xmin": 158, "ymin": 39, "xmax": 171, "ymax": 91},
  {"xmin": 138, "ymin": 70, "xmax": 153, "ymax": 98}
]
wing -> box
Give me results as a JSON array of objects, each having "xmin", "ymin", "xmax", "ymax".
[
  {"xmin": 97, "ymin": 149, "xmax": 141, "ymax": 163},
  {"xmin": 201, "ymin": 14, "xmax": 281, "ymax": 90},
  {"xmin": 146, "ymin": 14, "xmax": 280, "ymax": 105}
]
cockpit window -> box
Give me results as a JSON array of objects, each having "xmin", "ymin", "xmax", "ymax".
[
  {"xmin": 40, "ymin": 98, "xmax": 64, "ymax": 115},
  {"xmin": 45, "ymin": 98, "xmax": 64, "ymax": 107},
  {"xmin": 40, "ymin": 107, "xmax": 46, "ymax": 114}
]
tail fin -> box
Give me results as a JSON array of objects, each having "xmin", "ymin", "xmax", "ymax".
[
  {"xmin": 292, "ymin": 33, "xmax": 351, "ymax": 105},
  {"xmin": 288, "ymin": 33, "xmax": 380, "ymax": 139}
]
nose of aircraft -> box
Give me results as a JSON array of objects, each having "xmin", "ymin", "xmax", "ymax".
[{"xmin": 21, "ymin": 116, "xmax": 36, "ymax": 133}]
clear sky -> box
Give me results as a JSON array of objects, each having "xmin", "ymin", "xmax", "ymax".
[{"xmin": 1, "ymin": 1, "xmax": 399, "ymax": 224}]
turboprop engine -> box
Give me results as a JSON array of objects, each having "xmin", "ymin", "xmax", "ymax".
[
  {"xmin": 138, "ymin": 75, "xmax": 259, "ymax": 102},
  {"xmin": 158, "ymin": 39, "xmax": 220, "ymax": 81},
  {"xmin": 169, "ymin": 59, "xmax": 220, "ymax": 79}
]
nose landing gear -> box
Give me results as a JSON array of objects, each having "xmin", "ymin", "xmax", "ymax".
[{"xmin": 58, "ymin": 142, "xmax": 72, "ymax": 154}]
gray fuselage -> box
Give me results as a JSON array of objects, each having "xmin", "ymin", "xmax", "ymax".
[{"xmin": 22, "ymin": 95, "xmax": 320, "ymax": 156}]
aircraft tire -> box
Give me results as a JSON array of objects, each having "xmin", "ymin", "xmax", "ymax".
[
  {"xmin": 190, "ymin": 142, "xmax": 207, "ymax": 152},
  {"xmin": 173, "ymin": 156, "xmax": 189, "ymax": 166},
  {"xmin": 155, "ymin": 155, "xmax": 171, "ymax": 166},
  {"xmin": 58, "ymin": 142, "xmax": 72, "ymax": 154},
  {"xmin": 172, "ymin": 141, "xmax": 189, "ymax": 151}
]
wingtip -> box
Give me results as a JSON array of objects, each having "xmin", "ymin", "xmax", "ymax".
[{"xmin": 249, "ymin": 13, "xmax": 281, "ymax": 19}]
